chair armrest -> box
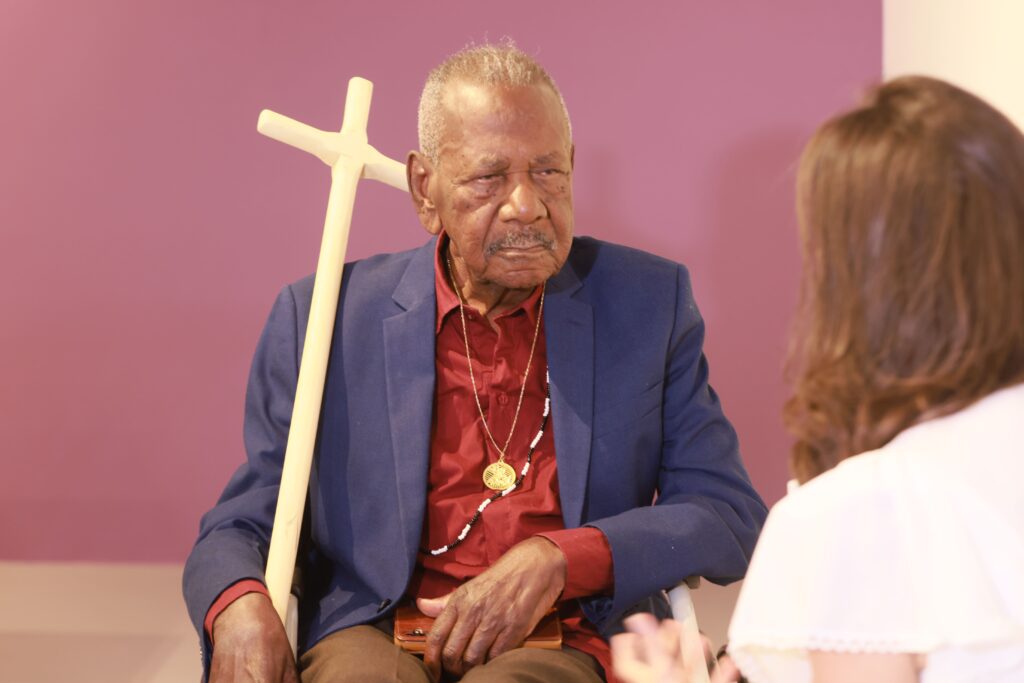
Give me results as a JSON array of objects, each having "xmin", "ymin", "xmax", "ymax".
[
  {"xmin": 285, "ymin": 593, "xmax": 299, "ymax": 659},
  {"xmin": 667, "ymin": 578, "xmax": 710, "ymax": 683}
]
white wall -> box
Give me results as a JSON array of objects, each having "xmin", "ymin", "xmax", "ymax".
[{"xmin": 885, "ymin": 0, "xmax": 1024, "ymax": 128}]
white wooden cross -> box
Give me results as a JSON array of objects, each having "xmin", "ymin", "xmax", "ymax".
[{"xmin": 256, "ymin": 77, "xmax": 408, "ymax": 632}]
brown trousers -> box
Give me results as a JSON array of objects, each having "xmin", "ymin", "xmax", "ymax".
[{"xmin": 299, "ymin": 622, "xmax": 605, "ymax": 683}]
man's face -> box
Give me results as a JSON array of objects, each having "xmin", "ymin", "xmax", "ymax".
[{"xmin": 415, "ymin": 81, "xmax": 574, "ymax": 292}]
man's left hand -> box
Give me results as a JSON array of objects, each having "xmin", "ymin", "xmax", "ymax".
[{"xmin": 416, "ymin": 536, "xmax": 567, "ymax": 678}]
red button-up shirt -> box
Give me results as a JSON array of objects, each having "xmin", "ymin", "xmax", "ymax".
[
  {"xmin": 406, "ymin": 236, "xmax": 615, "ymax": 678},
  {"xmin": 208, "ymin": 236, "xmax": 616, "ymax": 679}
]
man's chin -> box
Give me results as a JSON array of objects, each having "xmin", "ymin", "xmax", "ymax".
[
  {"xmin": 486, "ymin": 251, "xmax": 566, "ymax": 288},
  {"xmin": 491, "ymin": 266, "xmax": 565, "ymax": 290}
]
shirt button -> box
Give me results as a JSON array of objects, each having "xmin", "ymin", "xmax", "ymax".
[{"xmin": 497, "ymin": 393, "xmax": 510, "ymax": 405}]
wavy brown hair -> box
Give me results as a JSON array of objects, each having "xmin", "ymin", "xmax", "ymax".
[{"xmin": 785, "ymin": 76, "xmax": 1024, "ymax": 483}]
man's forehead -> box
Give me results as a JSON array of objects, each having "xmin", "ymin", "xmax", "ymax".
[
  {"xmin": 440, "ymin": 81, "xmax": 567, "ymax": 132},
  {"xmin": 436, "ymin": 81, "xmax": 571, "ymax": 164},
  {"xmin": 440, "ymin": 79, "xmax": 554, "ymax": 112},
  {"xmin": 440, "ymin": 80, "xmax": 502, "ymax": 112}
]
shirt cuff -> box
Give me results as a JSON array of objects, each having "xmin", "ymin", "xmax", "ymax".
[
  {"xmin": 203, "ymin": 579, "xmax": 269, "ymax": 643},
  {"xmin": 537, "ymin": 527, "xmax": 614, "ymax": 600}
]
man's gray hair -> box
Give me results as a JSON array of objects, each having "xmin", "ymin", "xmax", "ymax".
[{"xmin": 417, "ymin": 41, "xmax": 572, "ymax": 163}]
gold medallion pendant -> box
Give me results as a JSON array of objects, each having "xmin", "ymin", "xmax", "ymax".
[{"xmin": 483, "ymin": 461, "xmax": 517, "ymax": 491}]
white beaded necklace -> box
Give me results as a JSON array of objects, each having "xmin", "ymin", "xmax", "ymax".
[{"xmin": 426, "ymin": 371, "xmax": 551, "ymax": 557}]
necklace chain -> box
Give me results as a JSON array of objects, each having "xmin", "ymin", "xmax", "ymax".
[
  {"xmin": 426, "ymin": 371, "xmax": 551, "ymax": 556},
  {"xmin": 446, "ymin": 256, "xmax": 546, "ymax": 464},
  {"xmin": 426, "ymin": 255, "xmax": 551, "ymax": 556}
]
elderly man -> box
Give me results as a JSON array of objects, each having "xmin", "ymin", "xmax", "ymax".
[{"xmin": 184, "ymin": 44, "xmax": 767, "ymax": 683}]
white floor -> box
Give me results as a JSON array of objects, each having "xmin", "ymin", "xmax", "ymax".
[
  {"xmin": 0, "ymin": 562, "xmax": 741, "ymax": 682},
  {"xmin": 0, "ymin": 562, "xmax": 200, "ymax": 683}
]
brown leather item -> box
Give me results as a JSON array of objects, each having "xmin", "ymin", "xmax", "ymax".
[{"xmin": 393, "ymin": 604, "xmax": 563, "ymax": 653}]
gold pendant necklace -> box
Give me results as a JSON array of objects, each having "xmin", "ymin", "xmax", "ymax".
[
  {"xmin": 446, "ymin": 255, "xmax": 545, "ymax": 491},
  {"xmin": 482, "ymin": 462, "xmax": 517, "ymax": 491}
]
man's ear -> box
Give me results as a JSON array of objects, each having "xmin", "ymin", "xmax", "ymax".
[{"xmin": 408, "ymin": 151, "xmax": 442, "ymax": 235}]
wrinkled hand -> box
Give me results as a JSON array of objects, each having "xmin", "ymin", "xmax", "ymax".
[
  {"xmin": 612, "ymin": 614, "xmax": 730, "ymax": 683},
  {"xmin": 416, "ymin": 536, "xmax": 566, "ymax": 678},
  {"xmin": 210, "ymin": 592, "xmax": 299, "ymax": 683}
]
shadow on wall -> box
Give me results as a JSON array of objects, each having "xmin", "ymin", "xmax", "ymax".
[
  {"xmin": 572, "ymin": 145, "xmax": 633, "ymax": 246},
  {"xmin": 574, "ymin": 128, "xmax": 804, "ymax": 506},
  {"xmin": 702, "ymin": 128, "xmax": 806, "ymax": 504}
]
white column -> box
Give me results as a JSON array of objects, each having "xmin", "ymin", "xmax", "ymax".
[{"xmin": 884, "ymin": 0, "xmax": 1024, "ymax": 128}]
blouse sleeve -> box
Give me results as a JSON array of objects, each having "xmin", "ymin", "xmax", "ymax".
[{"xmin": 724, "ymin": 447, "xmax": 1024, "ymax": 683}]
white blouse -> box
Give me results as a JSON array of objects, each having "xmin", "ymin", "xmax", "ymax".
[{"xmin": 728, "ymin": 383, "xmax": 1024, "ymax": 683}]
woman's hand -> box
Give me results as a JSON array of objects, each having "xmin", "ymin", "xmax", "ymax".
[{"xmin": 612, "ymin": 614, "xmax": 742, "ymax": 683}]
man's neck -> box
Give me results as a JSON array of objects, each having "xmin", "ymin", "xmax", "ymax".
[
  {"xmin": 460, "ymin": 279, "xmax": 535, "ymax": 323},
  {"xmin": 447, "ymin": 254, "xmax": 537, "ymax": 323}
]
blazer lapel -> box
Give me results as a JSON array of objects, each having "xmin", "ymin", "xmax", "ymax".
[
  {"xmin": 545, "ymin": 258, "xmax": 594, "ymax": 528},
  {"xmin": 383, "ymin": 239, "xmax": 438, "ymax": 570}
]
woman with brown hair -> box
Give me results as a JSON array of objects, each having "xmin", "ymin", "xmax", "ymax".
[{"xmin": 613, "ymin": 76, "xmax": 1024, "ymax": 682}]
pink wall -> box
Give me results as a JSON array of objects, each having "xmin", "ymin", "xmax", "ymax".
[{"xmin": 0, "ymin": 2, "xmax": 880, "ymax": 562}]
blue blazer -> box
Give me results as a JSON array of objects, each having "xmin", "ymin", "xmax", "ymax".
[{"xmin": 184, "ymin": 236, "xmax": 767, "ymax": 672}]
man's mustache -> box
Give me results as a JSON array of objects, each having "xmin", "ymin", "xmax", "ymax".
[{"xmin": 485, "ymin": 228, "xmax": 554, "ymax": 256}]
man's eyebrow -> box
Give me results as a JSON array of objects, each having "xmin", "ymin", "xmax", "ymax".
[
  {"xmin": 531, "ymin": 152, "xmax": 567, "ymax": 166},
  {"xmin": 472, "ymin": 156, "xmax": 509, "ymax": 172}
]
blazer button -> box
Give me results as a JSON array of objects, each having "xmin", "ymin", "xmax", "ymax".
[{"xmin": 378, "ymin": 599, "xmax": 392, "ymax": 612}]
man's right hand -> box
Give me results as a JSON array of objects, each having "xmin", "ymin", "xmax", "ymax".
[{"xmin": 209, "ymin": 592, "xmax": 299, "ymax": 683}]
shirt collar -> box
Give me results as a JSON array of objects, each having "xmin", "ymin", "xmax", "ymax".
[{"xmin": 433, "ymin": 233, "xmax": 544, "ymax": 335}]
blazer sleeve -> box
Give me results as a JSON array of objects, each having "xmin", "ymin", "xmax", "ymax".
[
  {"xmin": 181, "ymin": 281, "xmax": 306, "ymax": 669},
  {"xmin": 585, "ymin": 264, "xmax": 768, "ymax": 631}
]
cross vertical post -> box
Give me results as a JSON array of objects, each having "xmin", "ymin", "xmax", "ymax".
[{"xmin": 256, "ymin": 77, "xmax": 408, "ymax": 631}]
